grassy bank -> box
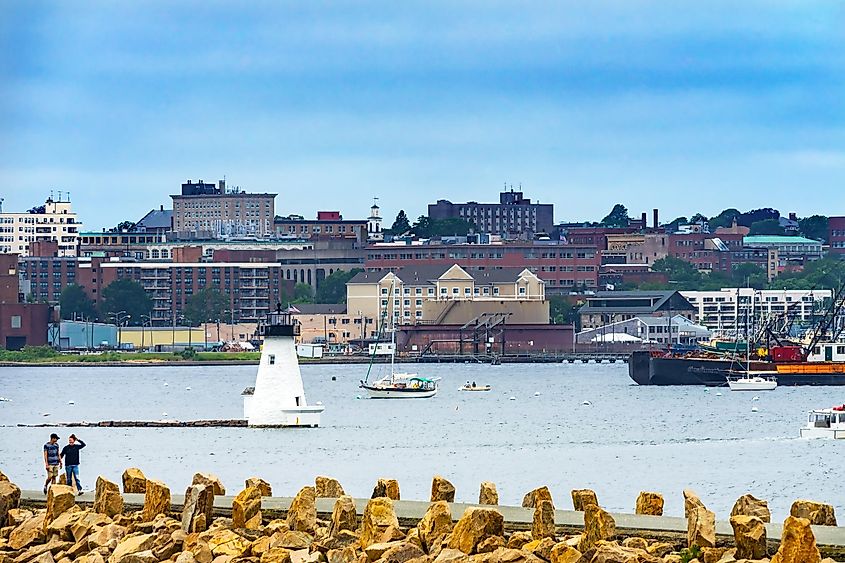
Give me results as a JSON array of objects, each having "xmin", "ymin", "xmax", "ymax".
[{"xmin": 0, "ymin": 346, "xmax": 261, "ymax": 363}]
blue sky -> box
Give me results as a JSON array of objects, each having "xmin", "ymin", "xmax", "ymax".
[{"xmin": 1, "ymin": 1, "xmax": 844, "ymax": 230}]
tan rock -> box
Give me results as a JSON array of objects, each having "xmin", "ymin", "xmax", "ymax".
[
  {"xmin": 730, "ymin": 494, "xmax": 771, "ymax": 523},
  {"xmin": 687, "ymin": 506, "xmax": 716, "ymax": 549},
  {"xmin": 432, "ymin": 548, "xmax": 469, "ymax": 563},
  {"xmin": 262, "ymin": 548, "xmax": 292, "ymax": 563},
  {"xmin": 273, "ymin": 530, "xmax": 313, "ymax": 550},
  {"xmin": 446, "ymin": 507, "xmax": 504, "ymax": 555},
  {"xmin": 634, "ymin": 492, "xmax": 664, "ymax": 516},
  {"xmin": 372, "ymin": 479, "xmax": 400, "ymax": 501},
  {"xmin": 589, "ymin": 542, "xmax": 644, "ymax": 563},
  {"xmin": 207, "ymin": 529, "xmax": 251, "ymax": 558},
  {"xmin": 430, "ymin": 477, "xmax": 456, "ymax": 503},
  {"xmin": 578, "ymin": 504, "xmax": 615, "ymax": 552},
  {"xmin": 548, "ymin": 543, "xmax": 581, "ymax": 563},
  {"xmin": 326, "ymin": 546, "xmax": 358, "ymax": 563},
  {"xmin": 316, "ymin": 477, "xmax": 346, "ymax": 498},
  {"xmin": 9, "ymin": 513, "xmax": 47, "ymax": 550},
  {"xmin": 192, "ymin": 474, "xmax": 225, "ymax": 497},
  {"xmin": 646, "ymin": 542, "xmax": 673, "ymax": 558},
  {"xmin": 176, "ymin": 552, "xmax": 198, "ymax": 563},
  {"xmin": 523, "ymin": 537, "xmax": 555, "ymax": 560},
  {"xmin": 522, "ymin": 487, "xmax": 553, "ymax": 509},
  {"xmin": 729, "ymin": 515, "xmax": 766, "ymax": 560},
  {"xmin": 790, "ymin": 500, "xmax": 837, "ymax": 526},
  {"xmin": 232, "ymin": 486, "xmax": 262, "ymax": 530},
  {"xmin": 6, "ymin": 507, "xmax": 33, "ymax": 527},
  {"xmin": 71, "ymin": 511, "xmax": 109, "ymax": 543},
  {"xmin": 380, "ymin": 542, "xmax": 425, "ymax": 563},
  {"xmin": 141, "ymin": 480, "xmax": 171, "ymax": 522},
  {"xmin": 122, "ymin": 469, "xmax": 147, "ymax": 494},
  {"xmin": 182, "ymin": 484, "xmax": 214, "ymax": 533},
  {"xmin": 87, "ymin": 523, "xmax": 128, "ymax": 550},
  {"xmin": 531, "ymin": 500, "xmax": 555, "ymax": 540},
  {"xmin": 364, "ymin": 541, "xmax": 400, "ymax": 561},
  {"xmin": 506, "ymin": 532, "xmax": 532, "ymax": 550},
  {"xmin": 109, "ymin": 533, "xmax": 156, "ymax": 563},
  {"xmin": 683, "ymin": 489, "xmax": 705, "ymax": 519},
  {"xmin": 360, "ymin": 497, "xmax": 399, "ymax": 549},
  {"xmin": 478, "ymin": 483, "xmax": 498, "ymax": 506},
  {"xmin": 417, "ymin": 501, "xmax": 453, "ymax": 554},
  {"xmin": 44, "ymin": 485, "xmax": 76, "ymax": 530},
  {"xmin": 771, "ymin": 516, "xmax": 821, "ymax": 563},
  {"xmin": 475, "ymin": 536, "xmax": 505, "ymax": 554},
  {"xmin": 287, "ymin": 486, "xmax": 316, "ymax": 533},
  {"xmin": 46, "ymin": 507, "xmax": 83, "ymax": 541},
  {"xmin": 569, "ymin": 489, "xmax": 596, "ymax": 512},
  {"xmin": 193, "ymin": 542, "xmax": 214, "ymax": 563},
  {"xmin": 245, "ymin": 478, "xmax": 272, "ymax": 497},
  {"xmin": 93, "ymin": 476, "xmax": 124, "ymax": 518},
  {"xmin": 0, "ymin": 479, "xmax": 21, "ymax": 527},
  {"xmin": 329, "ymin": 495, "xmax": 357, "ymax": 537}
]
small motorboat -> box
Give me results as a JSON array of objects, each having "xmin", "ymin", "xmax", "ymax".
[
  {"xmin": 727, "ymin": 373, "xmax": 777, "ymax": 391},
  {"xmin": 459, "ymin": 382, "xmax": 491, "ymax": 392},
  {"xmin": 800, "ymin": 405, "xmax": 845, "ymax": 439}
]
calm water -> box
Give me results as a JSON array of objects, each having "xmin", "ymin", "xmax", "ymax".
[{"xmin": 0, "ymin": 362, "xmax": 842, "ymax": 520}]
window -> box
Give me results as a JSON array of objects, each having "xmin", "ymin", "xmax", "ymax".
[
  {"xmin": 268, "ymin": 354, "xmax": 275, "ymax": 365},
  {"xmin": 519, "ymin": 287, "xmax": 526, "ymax": 295},
  {"xmin": 10, "ymin": 315, "xmax": 21, "ymax": 329},
  {"xmin": 452, "ymin": 287, "xmax": 459, "ymax": 295}
]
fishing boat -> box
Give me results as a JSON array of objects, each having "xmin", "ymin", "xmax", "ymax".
[
  {"xmin": 360, "ymin": 284, "xmax": 439, "ymax": 399},
  {"xmin": 727, "ymin": 373, "xmax": 777, "ymax": 391},
  {"xmin": 799, "ymin": 405, "xmax": 845, "ymax": 439},
  {"xmin": 459, "ymin": 382, "xmax": 492, "ymax": 392}
]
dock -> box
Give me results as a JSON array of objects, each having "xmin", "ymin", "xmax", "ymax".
[{"xmin": 14, "ymin": 419, "xmax": 249, "ymax": 428}]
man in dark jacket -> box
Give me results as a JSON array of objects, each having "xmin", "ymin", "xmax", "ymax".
[{"xmin": 60, "ymin": 434, "xmax": 86, "ymax": 495}]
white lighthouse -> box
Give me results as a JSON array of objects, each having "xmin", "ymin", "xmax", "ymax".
[{"xmin": 242, "ymin": 306, "xmax": 324, "ymax": 427}]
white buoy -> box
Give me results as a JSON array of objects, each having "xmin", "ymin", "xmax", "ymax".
[
  {"xmin": 185, "ymin": 387, "xmax": 191, "ymax": 391},
  {"xmin": 509, "ymin": 396, "xmax": 517, "ymax": 401},
  {"xmin": 751, "ymin": 406, "xmax": 759, "ymax": 412},
  {"xmin": 752, "ymin": 396, "xmax": 760, "ymax": 401},
  {"xmin": 582, "ymin": 400, "xmax": 592, "ymax": 406},
  {"xmin": 715, "ymin": 392, "xmax": 723, "ymax": 396},
  {"xmin": 162, "ymin": 412, "xmax": 168, "ymax": 417},
  {"xmin": 534, "ymin": 391, "xmax": 541, "ymax": 396},
  {"xmin": 42, "ymin": 413, "xmax": 50, "ymax": 417},
  {"xmin": 67, "ymin": 400, "xmax": 74, "ymax": 405},
  {"xmin": 316, "ymin": 401, "xmax": 323, "ymax": 406},
  {"xmin": 163, "ymin": 382, "xmax": 169, "ymax": 387}
]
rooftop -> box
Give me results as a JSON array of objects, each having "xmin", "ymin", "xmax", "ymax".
[{"xmin": 743, "ymin": 235, "xmax": 821, "ymax": 244}]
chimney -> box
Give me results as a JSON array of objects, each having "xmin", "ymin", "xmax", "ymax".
[
  {"xmin": 641, "ymin": 212, "xmax": 647, "ymax": 229},
  {"xmin": 653, "ymin": 208, "xmax": 659, "ymax": 229}
]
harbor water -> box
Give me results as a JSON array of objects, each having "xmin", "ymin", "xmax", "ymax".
[{"xmin": 1, "ymin": 362, "xmax": 842, "ymax": 519}]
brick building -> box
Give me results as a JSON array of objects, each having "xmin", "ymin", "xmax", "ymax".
[
  {"xmin": 829, "ymin": 216, "xmax": 845, "ymax": 258},
  {"xmin": 274, "ymin": 212, "xmax": 368, "ymax": 243},
  {"xmin": 171, "ymin": 179, "xmax": 276, "ymax": 237},
  {"xmin": 428, "ymin": 189, "xmax": 554, "ymax": 237}
]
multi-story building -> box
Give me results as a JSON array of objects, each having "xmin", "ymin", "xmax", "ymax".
[
  {"xmin": 729, "ymin": 247, "xmax": 779, "ymax": 282},
  {"xmin": 135, "ymin": 205, "xmax": 173, "ymax": 235},
  {"xmin": 288, "ymin": 304, "xmax": 373, "ymax": 346},
  {"xmin": 171, "ymin": 179, "xmax": 276, "ymax": 237},
  {"xmin": 428, "ymin": 189, "xmax": 554, "ymax": 237},
  {"xmin": 626, "ymin": 232, "xmax": 744, "ymax": 272},
  {"xmin": 365, "ymin": 240, "xmax": 600, "ymax": 293},
  {"xmin": 347, "ymin": 264, "xmax": 548, "ymax": 330},
  {"xmin": 274, "ymin": 211, "xmax": 368, "ymax": 243},
  {"xmin": 680, "ymin": 288, "xmax": 832, "ymax": 332},
  {"xmin": 0, "ymin": 195, "xmax": 81, "ymax": 257},
  {"xmin": 578, "ymin": 290, "xmax": 697, "ymax": 330},
  {"xmin": 742, "ymin": 235, "xmax": 824, "ymax": 270},
  {"xmin": 829, "ymin": 216, "xmax": 845, "ymax": 259}
]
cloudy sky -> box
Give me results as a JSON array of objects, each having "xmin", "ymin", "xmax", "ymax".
[{"xmin": 1, "ymin": 1, "xmax": 844, "ymax": 230}]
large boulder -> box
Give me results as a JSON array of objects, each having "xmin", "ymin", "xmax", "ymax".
[
  {"xmin": 548, "ymin": 542, "xmax": 581, "ymax": 563},
  {"xmin": 431, "ymin": 476, "xmax": 456, "ymax": 503},
  {"xmin": 206, "ymin": 529, "xmax": 252, "ymax": 558},
  {"xmin": 0, "ymin": 478, "xmax": 21, "ymax": 527},
  {"xmin": 141, "ymin": 479, "xmax": 171, "ymax": 522},
  {"xmin": 122, "ymin": 468, "xmax": 147, "ymax": 494},
  {"xmin": 522, "ymin": 487, "xmax": 553, "ymax": 509},
  {"xmin": 93, "ymin": 476, "xmax": 124, "ymax": 518},
  {"xmin": 570, "ymin": 489, "xmax": 597, "ymax": 512},
  {"xmin": 316, "ymin": 477, "xmax": 345, "ymax": 498},
  {"xmin": 88, "ymin": 522, "xmax": 128, "ymax": 550},
  {"xmin": 683, "ymin": 489, "xmax": 705, "ymax": 519},
  {"xmin": 634, "ymin": 492, "xmax": 664, "ymax": 516},
  {"xmin": 687, "ymin": 506, "xmax": 716, "ymax": 549},
  {"xmin": 578, "ymin": 504, "xmax": 615, "ymax": 552},
  {"xmin": 379, "ymin": 541, "xmax": 425, "ymax": 563},
  {"xmin": 45, "ymin": 485, "xmax": 76, "ymax": 530},
  {"xmin": 232, "ymin": 486, "xmax": 262, "ymax": 529},
  {"xmin": 182, "ymin": 484, "xmax": 214, "ymax": 533},
  {"xmin": 245, "ymin": 477, "xmax": 272, "ymax": 497},
  {"xmin": 730, "ymin": 514, "xmax": 767, "ymax": 560},
  {"xmin": 191, "ymin": 473, "xmax": 225, "ymax": 496},
  {"xmin": 531, "ymin": 499, "xmax": 555, "ymax": 540},
  {"xmin": 110, "ymin": 533, "xmax": 156, "ymax": 563},
  {"xmin": 417, "ymin": 500, "xmax": 453, "ymax": 554},
  {"xmin": 790, "ymin": 500, "xmax": 837, "ymax": 526},
  {"xmin": 478, "ymin": 482, "xmax": 498, "ymax": 506},
  {"xmin": 360, "ymin": 497, "xmax": 399, "ymax": 549},
  {"xmin": 9, "ymin": 512, "xmax": 47, "ymax": 550},
  {"xmin": 287, "ymin": 486, "xmax": 317, "ymax": 533},
  {"xmin": 771, "ymin": 516, "xmax": 821, "ymax": 563},
  {"xmin": 372, "ymin": 478, "xmax": 400, "ymax": 500},
  {"xmin": 446, "ymin": 507, "xmax": 504, "ymax": 555},
  {"xmin": 329, "ymin": 495, "xmax": 357, "ymax": 537},
  {"xmin": 731, "ymin": 493, "xmax": 771, "ymax": 523},
  {"xmin": 589, "ymin": 542, "xmax": 646, "ymax": 563}
]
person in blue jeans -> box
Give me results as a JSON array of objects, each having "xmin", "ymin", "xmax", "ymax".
[{"xmin": 60, "ymin": 434, "xmax": 86, "ymax": 495}]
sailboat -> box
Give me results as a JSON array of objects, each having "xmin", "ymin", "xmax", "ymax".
[
  {"xmin": 359, "ymin": 284, "xmax": 439, "ymax": 399},
  {"xmin": 728, "ymin": 305, "xmax": 777, "ymax": 392}
]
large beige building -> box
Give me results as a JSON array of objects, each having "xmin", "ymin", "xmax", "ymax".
[
  {"xmin": 171, "ymin": 180, "xmax": 276, "ymax": 237},
  {"xmin": 0, "ymin": 196, "xmax": 82, "ymax": 257},
  {"xmin": 347, "ymin": 264, "xmax": 548, "ymax": 330}
]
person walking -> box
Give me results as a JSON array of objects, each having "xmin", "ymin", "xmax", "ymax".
[
  {"xmin": 42, "ymin": 433, "xmax": 62, "ymax": 494},
  {"xmin": 60, "ymin": 434, "xmax": 86, "ymax": 495}
]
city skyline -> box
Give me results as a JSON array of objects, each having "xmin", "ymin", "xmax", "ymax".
[{"xmin": 3, "ymin": 1, "xmax": 845, "ymax": 230}]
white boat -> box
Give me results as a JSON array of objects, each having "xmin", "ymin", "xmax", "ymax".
[
  {"xmin": 727, "ymin": 373, "xmax": 778, "ymax": 391},
  {"xmin": 459, "ymin": 383, "xmax": 491, "ymax": 392},
  {"xmin": 800, "ymin": 405, "xmax": 845, "ymax": 439}
]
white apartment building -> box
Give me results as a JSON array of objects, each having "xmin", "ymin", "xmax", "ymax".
[
  {"xmin": 681, "ymin": 288, "xmax": 832, "ymax": 332},
  {"xmin": 0, "ymin": 196, "xmax": 82, "ymax": 257}
]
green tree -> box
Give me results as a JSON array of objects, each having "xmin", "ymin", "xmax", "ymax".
[
  {"xmin": 100, "ymin": 279, "xmax": 152, "ymax": 326},
  {"xmin": 113, "ymin": 221, "xmax": 136, "ymax": 232},
  {"xmin": 798, "ymin": 215, "xmax": 829, "ymax": 241},
  {"xmin": 651, "ymin": 256, "xmax": 704, "ymax": 289},
  {"xmin": 708, "ymin": 208, "xmax": 741, "ymax": 230},
  {"xmin": 389, "ymin": 210, "xmax": 412, "ymax": 235},
  {"xmin": 315, "ymin": 268, "xmax": 362, "ymax": 304},
  {"xmin": 549, "ymin": 295, "xmax": 580, "ymax": 325},
  {"xmin": 665, "ymin": 216, "xmax": 689, "ymax": 232},
  {"xmin": 183, "ymin": 287, "xmax": 229, "ymax": 326},
  {"xmin": 411, "ymin": 216, "xmax": 475, "ymax": 238},
  {"xmin": 690, "ymin": 213, "xmax": 709, "ymax": 224},
  {"xmin": 749, "ymin": 219, "xmax": 785, "ymax": 236},
  {"xmin": 59, "ymin": 284, "xmax": 98, "ymax": 320},
  {"xmin": 292, "ymin": 283, "xmax": 314, "ymax": 304},
  {"xmin": 770, "ymin": 257, "xmax": 845, "ymax": 290},
  {"xmin": 730, "ymin": 263, "xmax": 768, "ymax": 289},
  {"xmin": 600, "ymin": 204, "xmax": 630, "ymax": 228}
]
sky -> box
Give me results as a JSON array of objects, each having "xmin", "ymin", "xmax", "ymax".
[{"xmin": 1, "ymin": 1, "xmax": 844, "ymax": 231}]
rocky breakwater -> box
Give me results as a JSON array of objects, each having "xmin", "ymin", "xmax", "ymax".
[{"xmin": 2, "ymin": 470, "xmax": 844, "ymax": 563}]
